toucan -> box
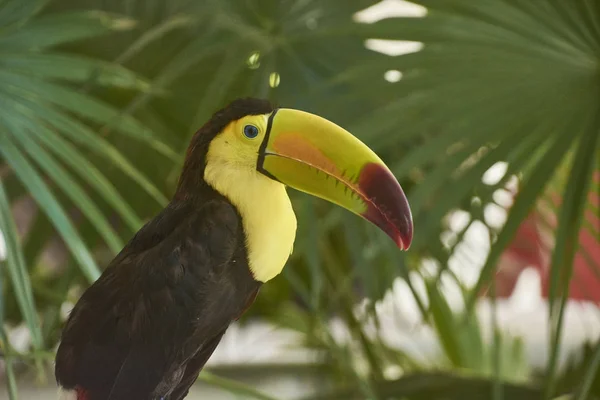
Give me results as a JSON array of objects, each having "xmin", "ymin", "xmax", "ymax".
[{"xmin": 55, "ymin": 98, "xmax": 413, "ymax": 400}]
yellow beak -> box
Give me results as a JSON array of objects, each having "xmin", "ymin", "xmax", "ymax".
[{"xmin": 257, "ymin": 108, "xmax": 413, "ymax": 249}]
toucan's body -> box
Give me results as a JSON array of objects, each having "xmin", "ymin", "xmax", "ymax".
[
  {"xmin": 56, "ymin": 192, "xmax": 259, "ymax": 400},
  {"xmin": 55, "ymin": 99, "xmax": 413, "ymax": 400}
]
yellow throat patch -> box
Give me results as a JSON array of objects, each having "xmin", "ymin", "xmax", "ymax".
[{"xmin": 204, "ymin": 114, "xmax": 297, "ymax": 282}]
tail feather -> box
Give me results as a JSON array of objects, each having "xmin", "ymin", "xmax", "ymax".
[{"xmin": 58, "ymin": 386, "xmax": 89, "ymax": 400}]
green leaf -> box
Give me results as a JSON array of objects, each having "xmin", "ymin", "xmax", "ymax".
[
  {"xmin": 546, "ymin": 117, "xmax": 600, "ymax": 398},
  {"xmin": 303, "ymin": 372, "xmax": 544, "ymax": 400},
  {"xmin": 425, "ymin": 279, "xmax": 462, "ymax": 367},
  {"xmin": 0, "ymin": 135, "xmax": 101, "ymax": 282},
  {"xmin": 0, "ymin": 53, "xmax": 151, "ymax": 90},
  {"xmin": 9, "ymin": 123, "xmax": 124, "ymax": 253},
  {"xmin": 466, "ymin": 123, "xmax": 577, "ymax": 311},
  {"xmin": 0, "ymin": 0, "xmax": 47, "ymax": 28},
  {"xmin": 0, "ymin": 326, "xmax": 19, "ymax": 400},
  {"xmin": 113, "ymin": 14, "xmax": 197, "ymax": 64},
  {"xmin": 0, "ymin": 69, "xmax": 177, "ymax": 162},
  {"xmin": 574, "ymin": 341, "xmax": 600, "ymax": 400},
  {"xmin": 0, "ymin": 179, "xmax": 43, "ymax": 349},
  {"xmin": 199, "ymin": 371, "xmax": 280, "ymax": 400},
  {"xmin": 26, "ymin": 119, "xmax": 143, "ymax": 231},
  {"xmin": 0, "ymin": 10, "xmax": 136, "ymax": 48},
  {"xmin": 117, "ymin": 35, "xmax": 237, "ymax": 124},
  {"xmin": 2, "ymin": 93, "xmax": 168, "ymax": 207}
]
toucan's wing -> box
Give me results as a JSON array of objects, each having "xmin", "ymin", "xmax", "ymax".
[
  {"xmin": 170, "ymin": 284, "xmax": 260, "ymax": 400},
  {"xmin": 105, "ymin": 340, "xmax": 169, "ymax": 400},
  {"xmin": 169, "ymin": 328, "xmax": 227, "ymax": 400},
  {"xmin": 169, "ymin": 278, "xmax": 260, "ymax": 400},
  {"xmin": 55, "ymin": 200, "xmax": 257, "ymax": 400}
]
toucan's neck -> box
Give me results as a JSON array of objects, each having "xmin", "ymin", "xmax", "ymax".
[
  {"xmin": 203, "ymin": 157, "xmax": 297, "ymax": 283},
  {"xmin": 175, "ymin": 135, "xmax": 211, "ymax": 201}
]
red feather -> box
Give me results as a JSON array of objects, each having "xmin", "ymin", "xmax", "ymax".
[{"xmin": 75, "ymin": 386, "xmax": 89, "ymax": 400}]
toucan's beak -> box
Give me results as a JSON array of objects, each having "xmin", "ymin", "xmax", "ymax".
[{"xmin": 257, "ymin": 108, "xmax": 413, "ymax": 250}]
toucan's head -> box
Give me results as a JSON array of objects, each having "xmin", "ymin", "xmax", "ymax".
[{"xmin": 177, "ymin": 98, "xmax": 412, "ymax": 280}]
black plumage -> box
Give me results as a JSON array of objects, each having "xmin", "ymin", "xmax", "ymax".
[{"xmin": 55, "ymin": 98, "xmax": 274, "ymax": 400}]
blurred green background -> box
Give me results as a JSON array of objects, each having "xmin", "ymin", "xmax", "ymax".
[{"xmin": 0, "ymin": 0, "xmax": 599, "ymax": 399}]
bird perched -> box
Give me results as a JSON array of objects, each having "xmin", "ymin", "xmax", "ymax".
[{"xmin": 55, "ymin": 98, "xmax": 413, "ymax": 400}]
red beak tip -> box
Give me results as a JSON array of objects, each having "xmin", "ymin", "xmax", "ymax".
[
  {"xmin": 357, "ymin": 162, "xmax": 414, "ymax": 251},
  {"xmin": 395, "ymin": 227, "xmax": 413, "ymax": 251},
  {"xmin": 396, "ymin": 238, "xmax": 406, "ymax": 250}
]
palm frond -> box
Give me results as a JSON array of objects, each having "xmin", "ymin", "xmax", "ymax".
[
  {"xmin": 302, "ymin": 372, "xmax": 546, "ymax": 400},
  {"xmin": 0, "ymin": 6, "xmax": 171, "ymax": 295},
  {"xmin": 0, "ymin": 179, "xmax": 42, "ymax": 349}
]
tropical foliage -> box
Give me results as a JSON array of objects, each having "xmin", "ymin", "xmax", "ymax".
[{"xmin": 0, "ymin": 0, "xmax": 599, "ymax": 399}]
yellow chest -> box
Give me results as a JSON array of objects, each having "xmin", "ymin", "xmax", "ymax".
[
  {"xmin": 205, "ymin": 163, "xmax": 297, "ymax": 282},
  {"xmin": 237, "ymin": 181, "xmax": 297, "ymax": 282}
]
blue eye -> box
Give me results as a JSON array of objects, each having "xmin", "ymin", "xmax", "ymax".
[{"xmin": 243, "ymin": 124, "xmax": 259, "ymax": 139}]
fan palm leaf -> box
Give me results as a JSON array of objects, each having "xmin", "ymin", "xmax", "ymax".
[{"xmin": 0, "ymin": 1, "xmax": 173, "ymax": 358}]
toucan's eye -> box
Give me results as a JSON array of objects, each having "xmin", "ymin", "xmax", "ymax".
[{"xmin": 243, "ymin": 124, "xmax": 259, "ymax": 139}]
